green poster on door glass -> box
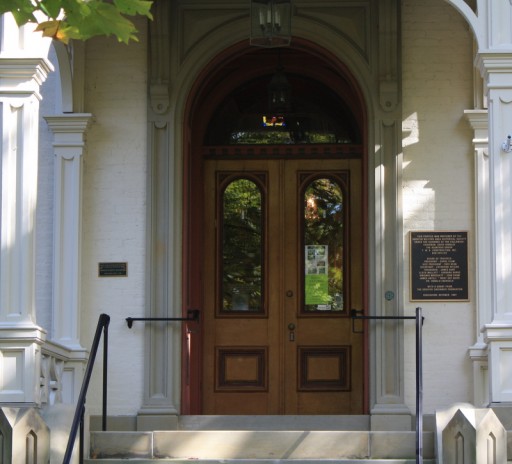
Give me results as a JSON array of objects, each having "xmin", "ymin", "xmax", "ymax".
[{"xmin": 305, "ymin": 245, "xmax": 329, "ymax": 305}]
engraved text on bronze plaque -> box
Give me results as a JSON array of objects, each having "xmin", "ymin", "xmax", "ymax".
[{"xmin": 410, "ymin": 231, "xmax": 468, "ymax": 301}]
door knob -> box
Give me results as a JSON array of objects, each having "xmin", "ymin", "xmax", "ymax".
[
  {"xmin": 286, "ymin": 290, "xmax": 293, "ymax": 297},
  {"xmin": 287, "ymin": 323, "xmax": 296, "ymax": 341}
]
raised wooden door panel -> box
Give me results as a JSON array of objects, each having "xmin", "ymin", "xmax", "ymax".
[
  {"xmin": 282, "ymin": 159, "xmax": 363, "ymax": 414},
  {"xmin": 202, "ymin": 158, "xmax": 363, "ymax": 414},
  {"xmin": 202, "ymin": 160, "xmax": 282, "ymax": 414}
]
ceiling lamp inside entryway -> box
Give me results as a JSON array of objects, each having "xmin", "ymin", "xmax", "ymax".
[
  {"xmin": 250, "ymin": 0, "xmax": 292, "ymax": 47},
  {"xmin": 267, "ymin": 52, "xmax": 291, "ymax": 114}
]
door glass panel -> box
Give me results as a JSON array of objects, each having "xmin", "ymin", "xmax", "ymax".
[
  {"xmin": 303, "ymin": 177, "xmax": 345, "ymax": 312},
  {"xmin": 203, "ymin": 74, "xmax": 360, "ymax": 146},
  {"xmin": 221, "ymin": 178, "xmax": 264, "ymax": 313}
]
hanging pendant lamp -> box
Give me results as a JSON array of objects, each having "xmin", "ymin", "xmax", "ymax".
[
  {"xmin": 250, "ymin": 0, "xmax": 292, "ymax": 48},
  {"xmin": 268, "ymin": 63, "xmax": 291, "ymax": 114}
]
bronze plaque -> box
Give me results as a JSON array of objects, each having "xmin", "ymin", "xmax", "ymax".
[
  {"xmin": 98, "ymin": 262, "xmax": 128, "ymax": 277},
  {"xmin": 410, "ymin": 231, "xmax": 468, "ymax": 301}
]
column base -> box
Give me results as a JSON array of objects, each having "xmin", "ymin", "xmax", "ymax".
[
  {"xmin": 483, "ymin": 323, "xmax": 512, "ymax": 402},
  {"xmin": 0, "ymin": 324, "xmax": 46, "ymax": 404}
]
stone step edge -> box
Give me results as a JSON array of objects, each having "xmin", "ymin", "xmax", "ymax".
[
  {"xmin": 85, "ymin": 460, "xmax": 436, "ymax": 464},
  {"xmin": 90, "ymin": 430, "xmax": 435, "ymax": 461}
]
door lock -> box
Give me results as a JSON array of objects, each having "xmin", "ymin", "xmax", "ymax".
[{"xmin": 287, "ymin": 323, "xmax": 296, "ymax": 341}]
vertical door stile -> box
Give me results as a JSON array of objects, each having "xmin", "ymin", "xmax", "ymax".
[{"xmin": 202, "ymin": 158, "xmax": 364, "ymax": 415}]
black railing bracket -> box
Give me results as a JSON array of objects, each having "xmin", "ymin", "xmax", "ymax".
[{"xmin": 126, "ymin": 309, "xmax": 200, "ymax": 328}]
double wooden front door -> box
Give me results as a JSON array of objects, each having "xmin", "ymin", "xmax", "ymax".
[{"xmin": 202, "ymin": 157, "xmax": 364, "ymax": 414}]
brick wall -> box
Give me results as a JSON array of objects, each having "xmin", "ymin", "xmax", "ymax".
[
  {"xmin": 81, "ymin": 17, "xmax": 148, "ymax": 415},
  {"xmin": 402, "ymin": 0, "xmax": 476, "ymax": 413}
]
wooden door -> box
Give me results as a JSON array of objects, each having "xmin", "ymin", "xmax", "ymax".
[{"xmin": 202, "ymin": 158, "xmax": 364, "ymax": 414}]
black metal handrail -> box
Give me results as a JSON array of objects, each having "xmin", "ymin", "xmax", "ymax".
[
  {"xmin": 351, "ymin": 307, "xmax": 424, "ymax": 464},
  {"xmin": 63, "ymin": 313, "xmax": 110, "ymax": 464},
  {"xmin": 125, "ymin": 308, "xmax": 199, "ymax": 328}
]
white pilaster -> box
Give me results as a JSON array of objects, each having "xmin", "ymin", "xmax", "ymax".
[
  {"xmin": 464, "ymin": 109, "xmax": 491, "ymax": 406},
  {"xmin": 45, "ymin": 114, "xmax": 93, "ymax": 349},
  {"xmin": 476, "ymin": 52, "xmax": 512, "ymax": 403},
  {"xmin": 370, "ymin": 0, "xmax": 409, "ymax": 422},
  {"xmin": 0, "ymin": 13, "xmax": 52, "ymax": 405}
]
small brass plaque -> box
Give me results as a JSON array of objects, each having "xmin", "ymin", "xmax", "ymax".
[{"xmin": 98, "ymin": 262, "xmax": 128, "ymax": 277}]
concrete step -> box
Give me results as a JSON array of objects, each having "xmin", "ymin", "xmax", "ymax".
[
  {"xmin": 176, "ymin": 414, "xmax": 372, "ymax": 430},
  {"xmin": 86, "ymin": 460, "xmax": 435, "ymax": 464},
  {"xmin": 89, "ymin": 430, "xmax": 435, "ymax": 461}
]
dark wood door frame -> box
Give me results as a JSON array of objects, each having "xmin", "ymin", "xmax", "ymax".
[{"xmin": 181, "ymin": 39, "xmax": 369, "ymax": 415}]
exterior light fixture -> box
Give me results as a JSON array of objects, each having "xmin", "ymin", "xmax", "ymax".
[
  {"xmin": 268, "ymin": 63, "xmax": 291, "ymax": 113},
  {"xmin": 250, "ymin": 0, "xmax": 292, "ymax": 48},
  {"xmin": 502, "ymin": 135, "xmax": 512, "ymax": 152}
]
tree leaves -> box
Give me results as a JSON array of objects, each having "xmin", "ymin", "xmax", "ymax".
[
  {"xmin": 0, "ymin": 0, "xmax": 153, "ymax": 44},
  {"xmin": 0, "ymin": 0, "xmax": 38, "ymax": 25}
]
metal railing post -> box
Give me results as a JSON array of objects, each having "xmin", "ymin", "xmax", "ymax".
[
  {"xmin": 102, "ymin": 322, "xmax": 108, "ymax": 431},
  {"xmin": 79, "ymin": 406, "xmax": 85, "ymax": 464},
  {"xmin": 63, "ymin": 313, "xmax": 110, "ymax": 464},
  {"xmin": 350, "ymin": 308, "xmax": 424, "ymax": 464},
  {"xmin": 416, "ymin": 306, "xmax": 423, "ymax": 464}
]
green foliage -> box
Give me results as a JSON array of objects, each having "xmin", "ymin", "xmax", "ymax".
[
  {"xmin": 0, "ymin": 0, "xmax": 153, "ymax": 44},
  {"xmin": 222, "ymin": 179, "xmax": 263, "ymax": 312}
]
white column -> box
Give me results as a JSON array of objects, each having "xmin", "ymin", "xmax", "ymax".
[
  {"xmin": 45, "ymin": 115, "xmax": 93, "ymax": 349},
  {"xmin": 465, "ymin": 109, "xmax": 491, "ymax": 406},
  {"xmin": 0, "ymin": 14, "xmax": 52, "ymax": 404},
  {"xmin": 476, "ymin": 53, "xmax": 512, "ymax": 404},
  {"xmin": 139, "ymin": 0, "xmax": 179, "ymax": 428},
  {"xmin": 370, "ymin": 0, "xmax": 410, "ymax": 427}
]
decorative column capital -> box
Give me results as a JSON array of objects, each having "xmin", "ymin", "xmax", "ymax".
[
  {"xmin": 464, "ymin": 109, "xmax": 489, "ymax": 154},
  {"xmin": 475, "ymin": 52, "xmax": 512, "ymax": 88},
  {"xmin": 0, "ymin": 58, "xmax": 53, "ymax": 100},
  {"xmin": 44, "ymin": 113, "xmax": 94, "ymax": 148}
]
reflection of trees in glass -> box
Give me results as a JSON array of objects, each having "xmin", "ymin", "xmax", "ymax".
[
  {"xmin": 222, "ymin": 179, "xmax": 263, "ymax": 312},
  {"xmin": 304, "ymin": 178, "xmax": 344, "ymax": 311},
  {"xmin": 231, "ymin": 130, "xmax": 293, "ymax": 144},
  {"xmin": 229, "ymin": 130, "xmax": 338, "ymax": 145}
]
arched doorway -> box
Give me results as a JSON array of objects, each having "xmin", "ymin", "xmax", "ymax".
[{"xmin": 182, "ymin": 41, "xmax": 368, "ymax": 415}]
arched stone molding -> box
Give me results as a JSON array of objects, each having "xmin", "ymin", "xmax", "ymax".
[
  {"xmin": 443, "ymin": 1, "xmax": 480, "ymax": 45},
  {"xmin": 444, "ymin": 0, "xmax": 512, "ymax": 50},
  {"xmin": 49, "ymin": 39, "xmax": 86, "ymax": 114},
  {"xmin": 146, "ymin": 0, "xmax": 406, "ymax": 420},
  {"xmin": 51, "ymin": 42, "xmax": 73, "ymax": 113}
]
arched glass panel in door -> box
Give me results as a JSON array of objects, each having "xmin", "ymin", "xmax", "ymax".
[
  {"xmin": 204, "ymin": 74, "xmax": 361, "ymax": 146},
  {"xmin": 220, "ymin": 177, "xmax": 264, "ymax": 314},
  {"xmin": 302, "ymin": 176, "xmax": 347, "ymax": 313}
]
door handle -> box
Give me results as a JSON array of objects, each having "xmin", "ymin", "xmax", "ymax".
[
  {"xmin": 350, "ymin": 309, "xmax": 364, "ymax": 334},
  {"xmin": 287, "ymin": 322, "xmax": 296, "ymax": 341}
]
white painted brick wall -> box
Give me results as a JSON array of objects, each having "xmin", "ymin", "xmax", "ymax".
[
  {"xmin": 34, "ymin": 2, "xmax": 479, "ymax": 417},
  {"xmin": 402, "ymin": 0, "xmax": 475, "ymax": 413},
  {"xmin": 36, "ymin": 45, "xmax": 59, "ymax": 334},
  {"xmin": 81, "ymin": 18, "xmax": 148, "ymax": 416}
]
